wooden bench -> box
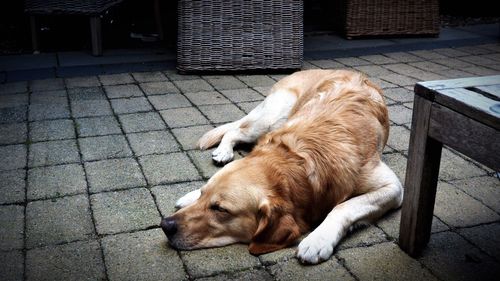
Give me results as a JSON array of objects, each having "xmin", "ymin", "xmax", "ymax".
[{"xmin": 399, "ymin": 75, "xmax": 500, "ymax": 257}]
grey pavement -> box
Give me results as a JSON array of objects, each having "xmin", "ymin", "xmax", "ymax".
[{"xmin": 1, "ymin": 42, "xmax": 500, "ymax": 280}]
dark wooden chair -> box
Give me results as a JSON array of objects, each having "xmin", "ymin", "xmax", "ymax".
[
  {"xmin": 399, "ymin": 75, "xmax": 500, "ymax": 256},
  {"xmin": 25, "ymin": 0, "xmax": 125, "ymax": 56}
]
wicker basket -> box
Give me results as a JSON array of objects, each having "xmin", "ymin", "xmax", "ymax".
[
  {"xmin": 177, "ymin": 0, "xmax": 304, "ymax": 72},
  {"xmin": 25, "ymin": 0, "xmax": 124, "ymax": 15},
  {"xmin": 335, "ymin": 0, "xmax": 440, "ymax": 39}
]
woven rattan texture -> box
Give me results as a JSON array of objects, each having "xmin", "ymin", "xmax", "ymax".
[{"xmin": 177, "ymin": 0, "xmax": 304, "ymax": 72}]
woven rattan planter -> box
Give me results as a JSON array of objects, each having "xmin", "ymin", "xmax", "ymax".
[
  {"xmin": 336, "ymin": 0, "xmax": 440, "ymax": 39},
  {"xmin": 177, "ymin": 0, "xmax": 304, "ymax": 72}
]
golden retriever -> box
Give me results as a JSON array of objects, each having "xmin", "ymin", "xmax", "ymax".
[{"xmin": 161, "ymin": 69, "xmax": 403, "ymax": 264}]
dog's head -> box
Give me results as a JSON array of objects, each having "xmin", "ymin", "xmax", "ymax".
[{"xmin": 160, "ymin": 158, "xmax": 301, "ymax": 255}]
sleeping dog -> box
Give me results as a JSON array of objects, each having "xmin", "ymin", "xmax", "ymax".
[{"xmin": 161, "ymin": 69, "xmax": 403, "ymax": 264}]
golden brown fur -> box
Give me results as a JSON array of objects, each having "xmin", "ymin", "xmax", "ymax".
[{"xmin": 162, "ymin": 70, "xmax": 401, "ymax": 263}]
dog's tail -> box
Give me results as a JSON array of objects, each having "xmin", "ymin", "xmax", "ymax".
[{"xmin": 197, "ymin": 122, "xmax": 236, "ymax": 150}]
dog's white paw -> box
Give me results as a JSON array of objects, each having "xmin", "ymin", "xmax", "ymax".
[
  {"xmin": 296, "ymin": 233, "xmax": 334, "ymax": 264},
  {"xmin": 212, "ymin": 147, "xmax": 234, "ymax": 164},
  {"xmin": 175, "ymin": 189, "xmax": 201, "ymax": 209}
]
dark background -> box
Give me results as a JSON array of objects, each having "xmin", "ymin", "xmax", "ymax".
[{"xmin": 1, "ymin": 0, "xmax": 499, "ymax": 55}]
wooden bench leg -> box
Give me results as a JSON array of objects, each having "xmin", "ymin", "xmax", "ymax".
[
  {"xmin": 30, "ymin": 16, "xmax": 40, "ymax": 54},
  {"xmin": 90, "ymin": 16, "xmax": 103, "ymax": 56},
  {"xmin": 399, "ymin": 95, "xmax": 443, "ymax": 257}
]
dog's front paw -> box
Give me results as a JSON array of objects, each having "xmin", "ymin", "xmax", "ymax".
[
  {"xmin": 296, "ymin": 233, "xmax": 334, "ymax": 264},
  {"xmin": 175, "ymin": 189, "xmax": 201, "ymax": 209},
  {"xmin": 212, "ymin": 147, "xmax": 234, "ymax": 165}
]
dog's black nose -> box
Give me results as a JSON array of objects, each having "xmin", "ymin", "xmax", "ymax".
[{"xmin": 160, "ymin": 217, "xmax": 177, "ymax": 236}]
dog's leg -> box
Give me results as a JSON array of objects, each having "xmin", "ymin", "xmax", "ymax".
[
  {"xmin": 296, "ymin": 161, "xmax": 403, "ymax": 264},
  {"xmin": 204, "ymin": 89, "xmax": 298, "ymax": 164},
  {"xmin": 175, "ymin": 189, "xmax": 201, "ymax": 209}
]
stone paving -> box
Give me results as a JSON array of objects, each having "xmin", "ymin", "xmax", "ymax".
[{"xmin": 1, "ymin": 43, "xmax": 500, "ymax": 281}]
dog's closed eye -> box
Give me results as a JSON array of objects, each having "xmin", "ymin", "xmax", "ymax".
[{"xmin": 210, "ymin": 203, "xmax": 228, "ymax": 213}]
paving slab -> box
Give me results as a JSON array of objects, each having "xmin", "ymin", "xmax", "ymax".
[
  {"xmin": 127, "ymin": 130, "xmax": 179, "ymax": 156},
  {"xmin": 0, "ymin": 106, "xmax": 27, "ymax": 124},
  {"xmin": 463, "ymin": 65, "xmax": 499, "ymax": 76},
  {"xmin": 0, "ymin": 122, "xmax": 27, "ymax": 145},
  {"xmin": 387, "ymin": 104, "xmax": 413, "ymax": 125},
  {"xmin": 26, "ymin": 194, "xmax": 94, "ymax": 248},
  {"xmin": 198, "ymin": 269, "xmax": 273, "ymax": 281},
  {"xmin": 381, "ymin": 152, "xmax": 407, "ymax": 183},
  {"xmin": 28, "ymin": 163, "xmax": 87, "ymax": 200},
  {"xmin": 75, "ymin": 116, "xmax": 122, "ymax": 137},
  {"xmin": 160, "ymin": 107, "xmax": 209, "ymax": 128},
  {"xmin": 335, "ymin": 57, "xmax": 371, "ymax": 66},
  {"xmin": 434, "ymin": 182, "xmax": 499, "ymax": 228},
  {"xmin": 151, "ymin": 181, "xmax": 205, "ymax": 216},
  {"xmin": 171, "ymin": 124, "xmax": 214, "ymax": 150},
  {"xmin": 85, "ymin": 158, "xmax": 146, "ymax": 193},
  {"xmin": 237, "ymin": 101, "xmax": 261, "ymax": 114},
  {"xmin": 269, "ymin": 257, "xmax": 354, "ymax": 281},
  {"xmin": 337, "ymin": 225, "xmax": 388, "ymax": 250},
  {"xmin": 0, "ymin": 250, "xmax": 24, "ymax": 281},
  {"xmin": 29, "ymin": 119, "xmax": 75, "ymax": 142},
  {"xmin": 236, "ymin": 75, "xmax": 276, "ymax": 87},
  {"xmin": 409, "ymin": 61, "xmax": 450, "ymax": 72},
  {"xmin": 0, "ymin": 81, "xmax": 28, "ymax": 95},
  {"xmin": 65, "ymin": 76, "xmax": 100, "ymax": 88},
  {"xmin": 70, "ymin": 99, "xmax": 113, "ymax": 118},
  {"xmin": 387, "ymin": 125, "xmax": 411, "ymax": 152},
  {"xmin": 132, "ymin": 71, "xmax": 167, "ymax": 82},
  {"xmin": 439, "ymin": 149, "xmax": 488, "ymax": 181},
  {"xmin": 79, "ymin": 135, "xmax": 132, "ymax": 161},
  {"xmin": 338, "ymin": 242, "xmax": 437, "ymax": 281},
  {"xmin": 30, "ymin": 78, "xmax": 64, "ymax": 91},
  {"xmin": 376, "ymin": 209, "xmax": 449, "ymax": 239},
  {"xmin": 0, "ymin": 94, "xmax": 28, "ymax": 108},
  {"xmin": 110, "ymin": 97, "xmax": 152, "ymax": 114},
  {"xmin": 420, "ymin": 231, "xmax": 500, "ymax": 281},
  {"xmin": 451, "ymin": 176, "xmax": 500, "ymax": 213},
  {"xmin": 188, "ymin": 149, "xmax": 241, "ymax": 179},
  {"xmin": 174, "ymin": 79, "xmax": 214, "ymax": 93},
  {"xmin": 384, "ymin": 87, "xmax": 415, "ymax": 103},
  {"xmin": 0, "ymin": 169, "xmax": 25, "ymax": 204},
  {"xmin": 0, "ymin": 144, "xmax": 27, "ymax": 170},
  {"xmin": 204, "ymin": 76, "xmax": 247, "ymax": 90},
  {"xmin": 164, "ymin": 70, "xmax": 200, "ymax": 81},
  {"xmin": 118, "ymin": 112, "xmax": 166, "ymax": 133},
  {"xmin": 181, "ymin": 244, "xmax": 260, "ymax": 278},
  {"xmin": 30, "ymin": 89, "xmax": 67, "ymax": 103},
  {"xmin": 91, "ymin": 188, "xmax": 159, "ymax": 234},
  {"xmin": 67, "ymin": 87, "xmax": 106, "ymax": 101},
  {"xmin": 29, "ymin": 139, "xmax": 79, "ymax": 167},
  {"xmin": 368, "ymin": 77, "xmax": 397, "ymax": 89},
  {"xmin": 99, "ymin": 73, "xmax": 135, "ymax": 85},
  {"xmin": 104, "ymin": 84, "xmax": 144, "ymax": 99},
  {"xmin": 198, "ymin": 104, "xmax": 245, "ymax": 123},
  {"xmin": 0, "ymin": 205, "xmax": 24, "ymax": 251},
  {"xmin": 359, "ymin": 54, "xmax": 398, "ymax": 64},
  {"xmin": 148, "ymin": 93, "xmax": 191, "ymax": 110},
  {"xmin": 220, "ymin": 88, "xmax": 264, "ymax": 103},
  {"xmin": 252, "ymin": 86, "xmax": 273, "ymax": 96},
  {"xmin": 354, "ymin": 65, "xmax": 394, "ymax": 78},
  {"xmin": 380, "ymin": 73, "xmax": 420, "ymax": 87},
  {"xmin": 140, "ymin": 81, "xmax": 180, "ymax": 95},
  {"xmin": 29, "ymin": 103, "xmax": 69, "ymax": 121},
  {"xmin": 383, "ymin": 52, "xmax": 423, "ymax": 63},
  {"xmin": 184, "ymin": 91, "xmax": 230, "ymax": 106},
  {"xmin": 309, "ymin": 59, "xmax": 345, "ymax": 68},
  {"xmin": 102, "ymin": 228, "xmax": 187, "ymax": 281},
  {"xmin": 458, "ymin": 223, "xmax": 500, "ymax": 260},
  {"xmin": 259, "ymin": 247, "xmax": 296, "ymax": 266},
  {"xmin": 139, "ymin": 152, "xmax": 201, "ymax": 185},
  {"xmin": 26, "ymin": 240, "xmax": 105, "ymax": 281}
]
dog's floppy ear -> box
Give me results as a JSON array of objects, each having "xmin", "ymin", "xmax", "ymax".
[{"xmin": 248, "ymin": 200, "xmax": 300, "ymax": 255}]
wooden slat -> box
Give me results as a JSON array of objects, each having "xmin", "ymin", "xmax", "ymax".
[
  {"xmin": 434, "ymin": 88, "xmax": 500, "ymax": 130},
  {"xmin": 429, "ymin": 104, "xmax": 500, "ymax": 171},
  {"xmin": 399, "ymin": 95, "xmax": 443, "ymax": 257},
  {"xmin": 418, "ymin": 75, "xmax": 500, "ymax": 91},
  {"xmin": 471, "ymin": 84, "xmax": 500, "ymax": 100}
]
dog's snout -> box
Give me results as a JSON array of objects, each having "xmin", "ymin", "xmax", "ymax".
[{"xmin": 161, "ymin": 217, "xmax": 178, "ymax": 236}]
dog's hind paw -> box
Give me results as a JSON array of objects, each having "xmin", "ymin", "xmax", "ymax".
[
  {"xmin": 212, "ymin": 147, "xmax": 234, "ymax": 165},
  {"xmin": 175, "ymin": 189, "xmax": 201, "ymax": 209},
  {"xmin": 296, "ymin": 233, "xmax": 334, "ymax": 264}
]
